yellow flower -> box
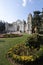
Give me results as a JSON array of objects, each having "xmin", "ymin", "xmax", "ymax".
[
  {"xmin": 17, "ymin": 56, "xmax": 20, "ymax": 60},
  {"xmin": 8, "ymin": 51, "xmax": 12, "ymax": 54},
  {"xmin": 24, "ymin": 56, "xmax": 28, "ymax": 61},
  {"xmin": 20, "ymin": 55, "xmax": 33, "ymax": 61},
  {"xmin": 13, "ymin": 54, "xmax": 17, "ymax": 59},
  {"xmin": 31, "ymin": 58, "xmax": 34, "ymax": 61},
  {"xmin": 21, "ymin": 56, "xmax": 25, "ymax": 61},
  {"xmin": 9, "ymin": 48, "xmax": 12, "ymax": 51},
  {"xmin": 28, "ymin": 55, "xmax": 33, "ymax": 60}
]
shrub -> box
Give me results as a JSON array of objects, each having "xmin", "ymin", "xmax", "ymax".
[
  {"xmin": 26, "ymin": 33, "xmax": 40, "ymax": 50},
  {"xmin": 38, "ymin": 34, "xmax": 43, "ymax": 44}
]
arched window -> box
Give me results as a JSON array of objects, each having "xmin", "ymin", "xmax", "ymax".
[{"xmin": 17, "ymin": 25, "xmax": 19, "ymax": 31}]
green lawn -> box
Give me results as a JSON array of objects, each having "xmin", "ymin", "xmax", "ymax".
[{"xmin": 0, "ymin": 33, "xmax": 29, "ymax": 65}]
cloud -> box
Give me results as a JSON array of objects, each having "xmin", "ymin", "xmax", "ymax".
[
  {"xmin": 22, "ymin": 0, "xmax": 32, "ymax": 7},
  {"xmin": 22, "ymin": 0, "xmax": 27, "ymax": 7}
]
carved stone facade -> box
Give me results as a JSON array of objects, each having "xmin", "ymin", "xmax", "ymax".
[{"xmin": 5, "ymin": 14, "xmax": 32, "ymax": 34}]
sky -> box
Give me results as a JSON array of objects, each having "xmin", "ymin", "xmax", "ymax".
[{"xmin": 0, "ymin": 0, "xmax": 43, "ymax": 23}]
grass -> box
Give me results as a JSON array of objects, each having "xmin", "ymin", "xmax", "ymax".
[{"xmin": 0, "ymin": 33, "xmax": 29, "ymax": 65}]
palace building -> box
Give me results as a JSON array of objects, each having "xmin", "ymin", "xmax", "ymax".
[
  {"xmin": 5, "ymin": 14, "xmax": 32, "ymax": 34},
  {"xmin": 5, "ymin": 9, "xmax": 43, "ymax": 34}
]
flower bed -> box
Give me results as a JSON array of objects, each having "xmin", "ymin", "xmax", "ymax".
[
  {"xmin": 7, "ymin": 34, "xmax": 43, "ymax": 65},
  {"xmin": 0, "ymin": 33, "xmax": 23, "ymax": 38},
  {"xmin": 7, "ymin": 43, "xmax": 43, "ymax": 64}
]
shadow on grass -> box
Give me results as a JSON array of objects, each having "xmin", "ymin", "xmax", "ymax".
[{"xmin": 0, "ymin": 40, "xmax": 5, "ymax": 42}]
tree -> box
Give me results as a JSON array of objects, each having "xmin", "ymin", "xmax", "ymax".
[
  {"xmin": 0, "ymin": 21, "xmax": 5, "ymax": 33},
  {"xmin": 32, "ymin": 11, "xmax": 41, "ymax": 33}
]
